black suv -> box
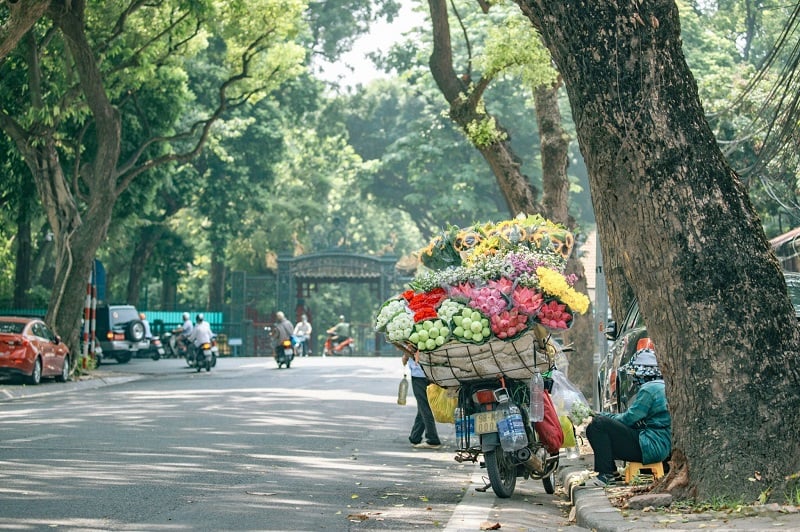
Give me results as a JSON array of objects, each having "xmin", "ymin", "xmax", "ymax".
[{"xmin": 95, "ymin": 304, "xmax": 148, "ymax": 364}]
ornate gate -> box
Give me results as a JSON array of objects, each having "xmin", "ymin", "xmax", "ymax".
[{"xmin": 276, "ymin": 251, "xmax": 399, "ymax": 355}]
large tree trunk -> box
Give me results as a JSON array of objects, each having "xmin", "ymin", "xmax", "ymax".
[{"xmin": 516, "ymin": 0, "xmax": 800, "ymax": 501}]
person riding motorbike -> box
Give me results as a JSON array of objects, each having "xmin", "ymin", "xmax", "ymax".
[
  {"xmin": 170, "ymin": 312, "xmax": 193, "ymax": 356},
  {"xmin": 187, "ymin": 313, "xmax": 213, "ymax": 359},
  {"xmin": 293, "ymin": 314, "xmax": 312, "ymax": 356},
  {"xmin": 327, "ymin": 315, "xmax": 350, "ymax": 345},
  {"xmin": 273, "ymin": 311, "xmax": 294, "ymax": 352}
]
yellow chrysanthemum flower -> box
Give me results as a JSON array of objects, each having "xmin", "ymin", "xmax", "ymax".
[{"xmin": 536, "ymin": 267, "xmax": 590, "ymax": 314}]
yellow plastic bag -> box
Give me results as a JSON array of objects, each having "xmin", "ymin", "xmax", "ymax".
[
  {"xmin": 559, "ymin": 415, "xmax": 576, "ymax": 448},
  {"xmin": 427, "ymin": 384, "xmax": 458, "ymax": 424}
]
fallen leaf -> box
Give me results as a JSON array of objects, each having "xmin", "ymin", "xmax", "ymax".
[
  {"xmin": 347, "ymin": 513, "xmax": 369, "ymax": 521},
  {"xmin": 351, "ymin": 494, "xmax": 359, "ymax": 499},
  {"xmin": 479, "ymin": 521, "xmax": 501, "ymax": 530}
]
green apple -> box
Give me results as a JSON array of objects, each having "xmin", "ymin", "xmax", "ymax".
[
  {"xmin": 423, "ymin": 320, "xmax": 433, "ymax": 330},
  {"xmin": 462, "ymin": 317, "xmax": 472, "ymax": 329},
  {"xmin": 409, "ymin": 332, "xmax": 419, "ymax": 343},
  {"xmin": 463, "ymin": 329, "xmax": 473, "ymax": 339},
  {"xmin": 418, "ymin": 330, "xmax": 429, "ymax": 342},
  {"xmin": 453, "ymin": 315, "xmax": 463, "ymax": 327},
  {"xmin": 453, "ymin": 326, "xmax": 464, "ymax": 337},
  {"xmin": 435, "ymin": 335, "xmax": 446, "ymax": 346},
  {"xmin": 470, "ymin": 321, "xmax": 482, "ymax": 333},
  {"xmin": 471, "ymin": 311, "xmax": 481, "ymax": 321},
  {"xmin": 425, "ymin": 338, "xmax": 436, "ymax": 350},
  {"xmin": 472, "ymin": 332, "xmax": 484, "ymax": 342}
]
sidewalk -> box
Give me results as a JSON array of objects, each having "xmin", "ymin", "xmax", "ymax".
[{"xmin": 559, "ymin": 454, "xmax": 800, "ymax": 531}]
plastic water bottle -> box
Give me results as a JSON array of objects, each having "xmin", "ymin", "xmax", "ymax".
[
  {"xmin": 397, "ymin": 374, "xmax": 408, "ymax": 405},
  {"xmin": 530, "ymin": 369, "xmax": 544, "ymax": 422},
  {"xmin": 454, "ymin": 407, "xmax": 465, "ymax": 439},
  {"xmin": 498, "ymin": 404, "xmax": 528, "ymax": 451}
]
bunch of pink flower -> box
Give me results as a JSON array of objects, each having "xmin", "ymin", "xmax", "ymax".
[
  {"xmin": 490, "ymin": 309, "xmax": 530, "ymax": 339},
  {"xmin": 510, "ymin": 285, "xmax": 544, "ymax": 315},
  {"xmin": 463, "ymin": 284, "xmax": 508, "ymax": 317},
  {"xmin": 537, "ymin": 300, "xmax": 573, "ymax": 329}
]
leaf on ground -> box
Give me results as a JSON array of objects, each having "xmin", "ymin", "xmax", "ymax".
[
  {"xmin": 347, "ymin": 513, "xmax": 369, "ymax": 521},
  {"xmin": 479, "ymin": 521, "xmax": 501, "ymax": 530},
  {"xmin": 351, "ymin": 494, "xmax": 359, "ymax": 499}
]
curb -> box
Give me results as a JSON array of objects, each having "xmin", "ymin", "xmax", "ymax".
[
  {"xmin": 558, "ymin": 460, "xmax": 631, "ymax": 532},
  {"xmin": 0, "ymin": 372, "xmax": 143, "ymax": 402}
]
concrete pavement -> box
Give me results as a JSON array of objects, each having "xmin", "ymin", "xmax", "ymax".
[{"xmin": 2, "ymin": 369, "xmax": 799, "ymax": 531}]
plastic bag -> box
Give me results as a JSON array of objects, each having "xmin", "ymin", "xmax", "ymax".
[
  {"xmin": 559, "ymin": 415, "xmax": 577, "ymax": 448},
  {"xmin": 534, "ymin": 391, "xmax": 564, "ymax": 454},
  {"xmin": 549, "ymin": 368, "xmax": 592, "ymax": 425},
  {"xmin": 427, "ymin": 383, "xmax": 458, "ymax": 423}
]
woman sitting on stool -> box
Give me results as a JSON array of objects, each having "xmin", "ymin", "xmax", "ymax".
[{"xmin": 586, "ymin": 347, "xmax": 671, "ymax": 486}]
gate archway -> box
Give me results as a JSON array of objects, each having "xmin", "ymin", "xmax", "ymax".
[{"xmin": 277, "ymin": 251, "xmax": 399, "ymax": 355}]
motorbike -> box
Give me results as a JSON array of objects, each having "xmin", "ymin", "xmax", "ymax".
[
  {"xmin": 144, "ymin": 336, "xmax": 166, "ymax": 361},
  {"xmin": 275, "ymin": 338, "xmax": 294, "ymax": 368},
  {"xmin": 162, "ymin": 328, "xmax": 190, "ymax": 359},
  {"xmin": 453, "ymin": 375, "xmax": 561, "ymax": 498},
  {"xmin": 186, "ymin": 337, "xmax": 219, "ymax": 371},
  {"xmin": 323, "ymin": 331, "xmax": 354, "ymax": 356}
]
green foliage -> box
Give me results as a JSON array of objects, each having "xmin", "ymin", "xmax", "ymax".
[
  {"xmin": 475, "ymin": 14, "xmax": 556, "ymax": 88},
  {"xmin": 0, "ymin": 233, "xmax": 13, "ymax": 307},
  {"xmin": 465, "ymin": 114, "xmax": 507, "ymax": 147}
]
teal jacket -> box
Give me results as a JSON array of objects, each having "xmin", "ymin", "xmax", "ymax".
[{"xmin": 608, "ymin": 380, "xmax": 671, "ymax": 464}]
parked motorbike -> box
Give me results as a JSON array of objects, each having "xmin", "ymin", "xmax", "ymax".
[
  {"xmin": 453, "ymin": 375, "xmax": 560, "ymax": 498},
  {"xmin": 323, "ymin": 332, "xmax": 354, "ymax": 356},
  {"xmin": 144, "ymin": 336, "xmax": 166, "ymax": 360},
  {"xmin": 275, "ymin": 338, "xmax": 294, "ymax": 368}
]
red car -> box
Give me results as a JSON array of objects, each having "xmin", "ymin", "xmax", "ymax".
[{"xmin": 0, "ymin": 317, "xmax": 71, "ymax": 385}]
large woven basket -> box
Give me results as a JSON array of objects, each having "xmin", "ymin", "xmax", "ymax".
[{"xmin": 394, "ymin": 329, "xmax": 554, "ymax": 388}]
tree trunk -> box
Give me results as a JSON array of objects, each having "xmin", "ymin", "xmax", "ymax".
[
  {"xmin": 533, "ymin": 80, "xmax": 595, "ymax": 395},
  {"xmin": 13, "ymin": 178, "xmax": 35, "ymax": 309},
  {"xmin": 209, "ymin": 255, "xmax": 225, "ymax": 311},
  {"xmin": 126, "ymin": 224, "xmax": 167, "ymax": 305},
  {"xmin": 426, "ymin": 0, "xmax": 540, "ymax": 215},
  {"xmin": 516, "ymin": 0, "xmax": 800, "ymax": 501},
  {"xmin": 0, "ymin": 0, "xmax": 50, "ymax": 61}
]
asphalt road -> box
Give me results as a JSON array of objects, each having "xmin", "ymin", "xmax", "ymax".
[{"xmin": 0, "ymin": 356, "xmax": 583, "ymax": 531}]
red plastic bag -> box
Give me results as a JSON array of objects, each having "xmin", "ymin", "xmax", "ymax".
[{"xmin": 534, "ymin": 391, "xmax": 564, "ymax": 454}]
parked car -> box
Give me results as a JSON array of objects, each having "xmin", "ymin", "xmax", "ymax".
[
  {"xmin": 94, "ymin": 304, "xmax": 148, "ymax": 364},
  {"xmin": 598, "ymin": 271, "xmax": 800, "ymax": 413},
  {"xmin": 0, "ymin": 316, "xmax": 71, "ymax": 384}
]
